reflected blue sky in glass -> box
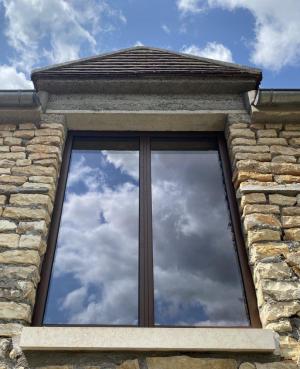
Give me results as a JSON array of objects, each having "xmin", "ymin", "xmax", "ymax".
[
  {"xmin": 152, "ymin": 150, "xmax": 249, "ymax": 326},
  {"xmin": 44, "ymin": 149, "xmax": 139, "ymax": 325}
]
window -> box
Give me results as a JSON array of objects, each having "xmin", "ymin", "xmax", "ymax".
[{"xmin": 33, "ymin": 132, "xmax": 260, "ymax": 327}]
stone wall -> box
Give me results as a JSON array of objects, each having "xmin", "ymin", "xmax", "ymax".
[
  {"xmin": 0, "ymin": 117, "xmax": 65, "ymax": 368},
  {"xmin": 0, "ymin": 114, "xmax": 299, "ymax": 368},
  {"xmin": 227, "ymin": 114, "xmax": 300, "ymax": 364}
]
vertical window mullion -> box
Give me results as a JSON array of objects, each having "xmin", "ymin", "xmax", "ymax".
[{"xmin": 139, "ymin": 136, "xmax": 154, "ymax": 326}]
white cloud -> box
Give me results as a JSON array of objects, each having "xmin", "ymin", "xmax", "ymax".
[
  {"xmin": 0, "ymin": 65, "xmax": 33, "ymax": 89},
  {"xmin": 1, "ymin": 0, "xmax": 126, "ymax": 72},
  {"xmin": 182, "ymin": 42, "xmax": 234, "ymax": 62},
  {"xmin": 162, "ymin": 24, "xmax": 171, "ymax": 34},
  {"xmin": 134, "ymin": 41, "xmax": 144, "ymax": 46},
  {"xmin": 177, "ymin": 0, "xmax": 300, "ymax": 71},
  {"xmin": 177, "ymin": 0, "xmax": 203, "ymax": 13},
  {"xmin": 45, "ymin": 148, "xmax": 249, "ymax": 326}
]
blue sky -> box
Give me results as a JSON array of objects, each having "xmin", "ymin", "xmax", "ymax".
[{"xmin": 0, "ymin": 0, "xmax": 299, "ymax": 89}]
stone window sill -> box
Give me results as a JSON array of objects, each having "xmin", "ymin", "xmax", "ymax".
[{"xmin": 20, "ymin": 327, "xmax": 278, "ymax": 353}]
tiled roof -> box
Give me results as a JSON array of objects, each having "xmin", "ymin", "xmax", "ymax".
[{"xmin": 31, "ymin": 46, "xmax": 261, "ymax": 83}]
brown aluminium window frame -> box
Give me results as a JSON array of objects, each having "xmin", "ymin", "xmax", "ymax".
[{"xmin": 32, "ymin": 131, "xmax": 261, "ymax": 328}]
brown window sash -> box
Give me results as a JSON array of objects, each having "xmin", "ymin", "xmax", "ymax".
[{"xmin": 32, "ymin": 131, "xmax": 261, "ymax": 328}]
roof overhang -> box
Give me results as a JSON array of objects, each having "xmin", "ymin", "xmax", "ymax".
[
  {"xmin": 34, "ymin": 76, "xmax": 259, "ymax": 95},
  {"xmin": 31, "ymin": 46, "xmax": 262, "ymax": 94}
]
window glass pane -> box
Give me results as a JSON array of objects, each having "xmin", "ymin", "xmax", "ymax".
[
  {"xmin": 151, "ymin": 150, "xmax": 249, "ymax": 326},
  {"xmin": 44, "ymin": 145, "xmax": 139, "ymax": 325}
]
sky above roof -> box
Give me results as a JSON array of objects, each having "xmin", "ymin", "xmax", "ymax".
[{"xmin": 0, "ymin": 0, "xmax": 299, "ymax": 89}]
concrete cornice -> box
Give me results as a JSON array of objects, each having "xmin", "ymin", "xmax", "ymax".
[{"xmin": 246, "ymin": 89, "xmax": 300, "ymax": 123}]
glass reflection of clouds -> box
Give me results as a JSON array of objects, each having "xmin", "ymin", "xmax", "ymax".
[
  {"xmin": 44, "ymin": 150, "xmax": 139, "ymax": 325},
  {"xmin": 152, "ymin": 151, "xmax": 249, "ymax": 326}
]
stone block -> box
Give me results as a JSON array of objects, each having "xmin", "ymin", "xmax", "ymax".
[
  {"xmin": 20, "ymin": 182, "xmax": 55, "ymax": 201},
  {"xmin": 248, "ymin": 229, "xmax": 281, "ymax": 244},
  {"xmin": 260, "ymin": 301, "xmax": 300, "ymax": 324},
  {"xmin": 0, "ymin": 323, "xmax": 22, "ymax": 336},
  {"xmin": 10, "ymin": 194, "xmax": 52, "ymax": 211},
  {"xmin": 28, "ymin": 136, "xmax": 62, "ymax": 146},
  {"xmin": 271, "ymin": 163, "xmax": 300, "ymax": 175},
  {"xmin": 282, "ymin": 216, "xmax": 300, "ymax": 228},
  {"xmin": 269, "ymin": 195, "xmax": 296, "ymax": 206},
  {"xmin": 281, "ymin": 131, "xmax": 300, "ymax": 138},
  {"xmin": 14, "ymin": 130, "xmax": 35, "ymax": 139},
  {"xmin": 254, "ymin": 262, "xmax": 292, "ymax": 282},
  {"xmin": 0, "ymin": 220, "xmax": 17, "ymax": 232},
  {"xmin": 35, "ymin": 128, "xmax": 63, "ymax": 138},
  {"xmin": 258, "ymin": 138, "xmax": 287, "ymax": 145},
  {"xmin": 116, "ymin": 359, "xmax": 140, "ymax": 369},
  {"xmin": 270, "ymin": 145, "xmax": 300, "ymax": 156},
  {"xmin": 0, "ymin": 175, "xmax": 27, "ymax": 185},
  {"xmin": 12, "ymin": 165, "xmax": 56, "ymax": 177},
  {"xmin": 283, "ymin": 207, "xmax": 300, "ymax": 216},
  {"xmin": 29, "ymin": 152, "xmax": 58, "ymax": 161},
  {"xmin": 231, "ymin": 138, "xmax": 256, "ymax": 146},
  {"xmin": 16, "ymin": 159, "xmax": 31, "ymax": 167},
  {"xmin": 0, "ymin": 184, "xmax": 19, "ymax": 194},
  {"xmin": 255, "ymin": 363, "xmax": 297, "ymax": 369},
  {"xmin": 235, "ymin": 153, "xmax": 272, "ymax": 162},
  {"xmin": 241, "ymin": 193, "xmax": 266, "ymax": 208},
  {"xmin": 0, "ymin": 249, "xmax": 40, "ymax": 266},
  {"xmin": 29, "ymin": 175, "xmax": 55, "ymax": 184},
  {"xmin": 146, "ymin": 356, "xmax": 237, "ymax": 369},
  {"xmin": 257, "ymin": 129, "xmax": 277, "ymax": 138},
  {"xmin": 26, "ymin": 144, "xmax": 60, "ymax": 155},
  {"xmin": 250, "ymin": 243, "xmax": 289, "ymax": 263},
  {"xmin": 229, "ymin": 128, "xmax": 255, "ymax": 139},
  {"xmin": 0, "ymin": 265, "xmax": 39, "ymax": 285},
  {"xmin": 243, "ymin": 204, "xmax": 280, "ymax": 215},
  {"xmin": 272, "ymin": 155, "xmax": 296, "ymax": 163},
  {"xmin": 0, "ymin": 195, "xmax": 6, "ymax": 205},
  {"xmin": 266, "ymin": 320, "xmax": 292, "ymax": 333},
  {"xmin": 3, "ymin": 207, "xmax": 50, "ymax": 222},
  {"xmin": 289, "ymin": 138, "xmax": 300, "ymax": 146},
  {"xmin": 0, "ymin": 234, "xmax": 19, "ymax": 248},
  {"xmin": 284, "ymin": 229, "xmax": 300, "ymax": 241},
  {"xmin": 244, "ymin": 213, "xmax": 281, "ymax": 230},
  {"xmin": 11, "ymin": 145, "xmax": 25, "ymax": 152},
  {"xmin": 17, "ymin": 220, "xmax": 47, "ymax": 236},
  {"xmin": 3, "ymin": 137, "xmax": 22, "ymax": 146},
  {"xmin": 275, "ymin": 175, "xmax": 300, "ymax": 184},
  {"xmin": 235, "ymin": 171, "xmax": 272, "ymax": 185},
  {"xmin": 0, "ymin": 159, "xmax": 15, "ymax": 168},
  {"xmin": 0, "ymin": 302, "xmax": 31, "ymax": 321},
  {"xmin": 0, "ymin": 146, "xmax": 10, "ymax": 153},
  {"xmin": 232, "ymin": 146, "xmax": 270, "ymax": 154},
  {"xmin": 260, "ymin": 280, "xmax": 300, "ymax": 301},
  {"xmin": 286, "ymin": 252, "xmax": 300, "ymax": 276},
  {"xmin": 0, "ymin": 152, "xmax": 26, "ymax": 160},
  {"xmin": 19, "ymin": 235, "xmax": 43, "ymax": 250},
  {"xmin": 236, "ymin": 160, "xmax": 271, "ymax": 173}
]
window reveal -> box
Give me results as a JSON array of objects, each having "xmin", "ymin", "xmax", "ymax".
[{"xmin": 34, "ymin": 133, "xmax": 260, "ymax": 327}]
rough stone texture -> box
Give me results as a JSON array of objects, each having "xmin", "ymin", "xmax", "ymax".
[
  {"xmin": 146, "ymin": 356, "xmax": 237, "ymax": 369},
  {"xmin": 0, "ymin": 119, "xmax": 65, "ymax": 368},
  {"xmin": 116, "ymin": 359, "xmax": 140, "ymax": 369},
  {"xmin": 227, "ymin": 114, "xmax": 300, "ymax": 364}
]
